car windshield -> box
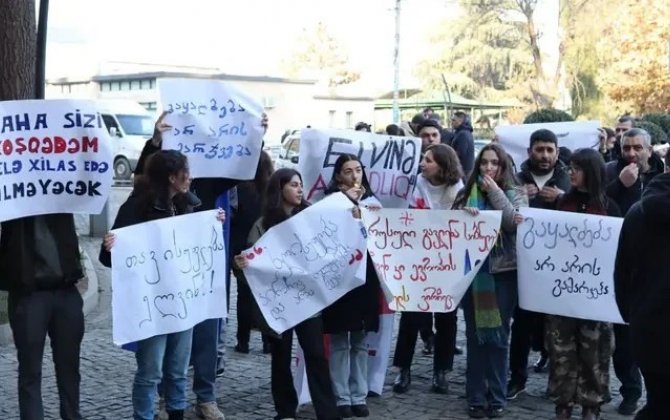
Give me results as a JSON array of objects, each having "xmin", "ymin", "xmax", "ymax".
[{"xmin": 116, "ymin": 114, "xmax": 154, "ymax": 136}]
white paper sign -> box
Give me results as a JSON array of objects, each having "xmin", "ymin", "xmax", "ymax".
[
  {"xmin": 158, "ymin": 78, "xmax": 265, "ymax": 179},
  {"xmin": 496, "ymin": 121, "xmax": 600, "ymax": 170},
  {"xmin": 299, "ymin": 129, "xmax": 421, "ymax": 208},
  {"xmin": 516, "ymin": 207, "xmax": 624, "ymax": 323},
  {"xmin": 362, "ymin": 209, "xmax": 502, "ymax": 312},
  {"xmin": 243, "ymin": 193, "xmax": 367, "ymax": 334},
  {"xmin": 111, "ymin": 210, "xmax": 227, "ymax": 345},
  {"xmin": 0, "ymin": 99, "xmax": 113, "ymax": 222}
]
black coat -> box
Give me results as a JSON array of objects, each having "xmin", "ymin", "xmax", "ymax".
[
  {"xmin": 99, "ymin": 193, "xmax": 196, "ymax": 267},
  {"xmin": 516, "ymin": 160, "xmax": 571, "ymax": 210},
  {"xmin": 614, "ymin": 173, "xmax": 670, "ymax": 375},
  {"xmin": 321, "ymin": 254, "xmax": 381, "ymax": 334},
  {"xmin": 447, "ymin": 120, "xmax": 475, "ymax": 176},
  {"xmin": 605, "ymin": 153, "xmax": 664, "ymax": 216},
  {"xmin": 0, "ymin": 214, "xmax": 82, "ymax": 292}
]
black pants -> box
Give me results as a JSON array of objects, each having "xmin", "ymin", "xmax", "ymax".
[
  {"xmin": 613, "ymin": 324, "xmax": 643, "ymax": 401},
  {"xmin": 268, "ymin": 317, "xmax": 338, "ymax": 420},
  {"xmin": 234, "ymin": 273, "xmax": 268, "ymax": 346},
  {"xmin": 634, "ymin": 369, "xmax": 667, "ymax": 420},
  {"xmin": 509, "ymin": 306, "xmax": 546, "ymax": 385},
  {"xmin": 8, "ymin": 286, "xmax": 84, "ymax": 420},
  {"xmin": 393, "ymin": 311, "xmax": 457, "ymax": 371}
]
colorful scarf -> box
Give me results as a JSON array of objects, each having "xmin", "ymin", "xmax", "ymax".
[{"xmin": 466, "ymin": 185, "xmax": 504, "ymax": 345}]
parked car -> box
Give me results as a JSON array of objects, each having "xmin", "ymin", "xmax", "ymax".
[
  {"xmin": 98, "ymin": 100, "xmax": 155, "ymax": 179},
  {"xmin": 275, "ymin": 132, "xmax": 301, "ymax": 169}
]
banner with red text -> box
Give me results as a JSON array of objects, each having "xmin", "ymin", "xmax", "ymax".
[
  {"xmin": 298, "ymin": 128, "xmax": 421, "ymax": 209},
  {"xmin": 362, "ymin": 209, "xmax": 502, "ymax": 312},
  {"xmin": 0, "ymin": 99, "xmax": 113, "ymax": 222}
]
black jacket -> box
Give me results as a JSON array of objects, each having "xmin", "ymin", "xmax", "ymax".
[
  {"xmin": 0, "ymin": 214, "xmax": 83, "ymax": 292},
  {"xmin": 447, "ymin": 119, "xmax": 474, "ymax": 176},
  {"xmin": 136, "ymin": 139, "xmax": 241, "ymax": 212},
  {"xmin": 614, "ymin": 173, "xmax": 670, "ymax": 374},
  {"xmin": 99, "ymin": 193, "xmax": 196, "ymax": 267},
  {"xmin": 516, "ymin": 160, "xmax": 571, "ymax": 210},
  {"xmin": 230, "ymin": 183, "xmax": 264, "ymax": 258},
  {"xmin": 605, "ymin": 153, "xmax": 664, "ymax": 216}
]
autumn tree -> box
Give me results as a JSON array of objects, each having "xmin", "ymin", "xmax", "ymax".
[
  {"xmin": 596, "ymin": 0, "xmax": 670, "ymax": 113},
  {"xmin": 283, "ymin": 22, "xmax": 360, "ymax": 87},
  {"xmin": 0, "ymin": 0, "xmax": 36, "ymax": 101}
]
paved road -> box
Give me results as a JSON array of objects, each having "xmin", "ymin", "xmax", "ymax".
[{"xmin": 0, "ymin": 187, "xmax": 642, "ymax": 419}]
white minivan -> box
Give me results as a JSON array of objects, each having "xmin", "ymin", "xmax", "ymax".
[{"xmin": 97, "ymin": 100, "xmax": 156, "ymax": 179}]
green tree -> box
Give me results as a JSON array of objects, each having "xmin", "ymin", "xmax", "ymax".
[{"xmin": 283, "ymin": 22, "xmax": 360, "ymax": 87}]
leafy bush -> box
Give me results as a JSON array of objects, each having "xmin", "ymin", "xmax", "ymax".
[
  {"xmin": 642, "ymin": 113, "xmax": 670, "ymax": 135},
  {"xmin": 523, "ymin": 108, "xmax": 575, "ymax": 124},
  {"xmin": 635, "ymin": 120, "xmax": 668, "ymax": 145}
]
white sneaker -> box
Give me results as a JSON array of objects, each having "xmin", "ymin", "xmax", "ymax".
[{"xmin": 195, "ymin": 401, "xmax": 225, "ymax": 420}]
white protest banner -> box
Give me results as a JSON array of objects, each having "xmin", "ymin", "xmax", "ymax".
[
  {"xmin": 0, "ymin": 99, "xmax": 113, "ymax": 222},
  {"xmin": 516, "ymin": 207, "xmax": 624, "ymax": 324},
  {"xmin": 242, "ymin": 193, "xmax": 367, "ymax": 334},
  {"xmin": 111, "ymin": 210, "xmax": 227, "ymax": 345},
  {"xmin": 496, "ymin": 121, "xmax": 600, "ymax": 170},
  {"xmin": 362, "ymin": 209, "xmax": 502, "ymax": 312},
  {"xmin": 158, "ymin": 78, "xmax": 265, "ymax": 179},
  {"xmin": 298, "ymin": 128, "xmax": 421, "ymax": 208}
]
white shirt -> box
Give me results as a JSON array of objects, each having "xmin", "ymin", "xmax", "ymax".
[
  {"xmin": 411, "ymin": 175, "xmax": 464, "ymax": 210},
  {"xmin": 531, "ymin": 170, "xmax": 554, "ymax": 189}
]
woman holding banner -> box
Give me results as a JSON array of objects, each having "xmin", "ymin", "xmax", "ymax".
[
  {"xmin": 321, "ymin": 154, "xmax": 382, "ymax": 418},
  {"xmin": 234, "ymin": 168, "xmax": 340, "ymax": 420},
  {"xmin": 392, "ymin": 144, "xmax": 464, "ymax": 395},
  {"xmin": 452, "ymin": 144, "xmax": 526, "ymax": 419},
  {"xmin": 547, "ymin": 148, "xmax": 620, "ymax": 420},
  {"xmin": 100, "ymin": 150, "xmax": 226, "ymax": 420}
]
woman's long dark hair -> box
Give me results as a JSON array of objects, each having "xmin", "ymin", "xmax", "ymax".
[
  {"xmin": 568, "ymin": 148, "xmax": 608, "ymax": 210},
  {"xmin": 262, "ymin": 168, "xmax": 310, "ymax": 231},
  {"xmin": 239, "ymin": 150, "xmax": 274, "ymax": 197},
  {"xmin": 453, "ymin": 143, "xmax": 517, "ymax": 209},
  {"xmin": 134, "ymin": 150, "xmax": 190, "ymax": 217},
  {"xmin": 324, "ymin": 154, "xmax": 374, "ymax": 200}
]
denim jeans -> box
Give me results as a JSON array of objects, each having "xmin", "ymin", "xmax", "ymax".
[
  {"xmin": 132, "ymin": 328, "xmax": 193, "ymax": 420},
  {"xmin": 461, "ymin": 271, "xmax": 517, "ymax": 410},
  {"xmin": 191, "ymin": 318, "xmax": 221, "ymax": 403},
  {"xmin": 329, "ymin": 331, "xmax": 368, "ymax": 406}
]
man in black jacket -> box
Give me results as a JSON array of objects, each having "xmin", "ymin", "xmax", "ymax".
[
  {"xmin": 448, "ymin": 111, "xmax": 475, "ymax": 176},
  {"xmin": 507, "ymin": 129, "xmax": 571, "ymax": 399},
  {"xmin": 605, "ymin": 127, "xmax": 662, "ymax": 416},
  {"xmin": 0, "ymin": 214, "xmax": 84, "ymax": 420},
  {"xmin": 614, "ymin": 166, "xmax": 670, "ymax": 420}
]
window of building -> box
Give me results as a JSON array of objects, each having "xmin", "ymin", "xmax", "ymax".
[
  {"xmin": 140, "ymin": 79, "xmax": 151, "ymax": 90},
  {"xmin": 346, "ymin": 111, "xmax": 353, "ymax": 129},
  {"xmin": 139, "ymin": 102, "xmax": 157, "ymax": 111},
  {"xmin": 328, "ymin": 110, "xmax": 336, "ymax": 128},
  {"xmin": 149, "ymin": 79, "xmax": 156, "ymax": 89},
  {"xmin": 130, "ymin": 80, "xmax": 141, "ymax": 90}
]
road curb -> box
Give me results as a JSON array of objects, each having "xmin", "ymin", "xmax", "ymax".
[{"xmin": 0, "ymin": 245, "xmax": 99, "ymax": 346}]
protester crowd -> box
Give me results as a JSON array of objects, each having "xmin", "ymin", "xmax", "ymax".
[{"xmin": 0, "ymin": 106, "xmax": 668, "ymax": 420}]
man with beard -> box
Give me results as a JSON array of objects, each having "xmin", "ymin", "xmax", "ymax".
[
  {"xmin": 507, "ymin": 129, "xmax": 570, "ymax": 399},
  {"xmin": 605, "ymin": 127, "xmax": 664, "ymax": 416},
  {"xmin": 613, "ymin": 151, "xmax": 670, "ymax": 420},
  {"xmin": 448, "ymin": 111, "xmax": 475, "ymax": 176},
  {"xmin": 609, "ymin": 116, "xmax": 635, "ymax": 162}
]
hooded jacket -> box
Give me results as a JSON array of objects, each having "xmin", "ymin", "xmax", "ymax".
[
  {"xmin": 614, "ymin": 172, "xmax": 670, "ymax": 374},
  {"xmin": 605, "ymin": 153, "xmax": 664, "ymax": 215},
  {"xmin": 447, "ymin": 118, "xmax": 475, "ymax": 176}
]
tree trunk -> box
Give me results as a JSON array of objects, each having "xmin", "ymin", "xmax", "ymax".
[{"xmin": 0, "ymin": 0, "xmax": 36, "ymax": 101}]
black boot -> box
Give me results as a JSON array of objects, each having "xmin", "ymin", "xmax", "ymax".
[
  {"xmin": 431, "ymin": 370, "xmax": 449, "ymax": 394},
  {"xmin": 167, "ymin": 410, "xmax": 184, "ymax": 420},
  {"xmin": 392, "ymin": 368, "xmax": 411, "ymax": 393}
]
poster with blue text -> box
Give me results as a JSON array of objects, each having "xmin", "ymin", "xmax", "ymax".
[
  {"xmin": 158, "ymin": 78, "xmax": 265, "ymax": 179},
  {"xmin": 0, "ymin": 99, "xmax": 113, "ymax": 222}
]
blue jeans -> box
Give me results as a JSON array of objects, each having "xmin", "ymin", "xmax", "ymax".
[
  {"xmin": 133, "ymin": 328, "xmax": 193, "ymax": 420},
  {"xmin": 461, "ymin": 271, "xmax": 517, "ymax": 410},
  {"xmin": 191, "ymin": 318, "xmax": 221, "ymax": 403},
  {"xmin": 329, "ymin": 331, "xmax": 368, "ymax": 406}
]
